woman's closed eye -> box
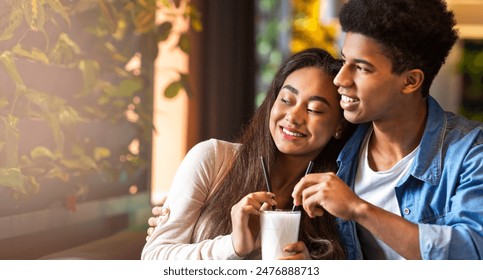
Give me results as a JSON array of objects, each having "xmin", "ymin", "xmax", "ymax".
[
  {"xmin": 280, "ymin": 98, "xmax": 290, "ymax": 105},
  {"xmin": 307, "ymin": 108, "xmax": 323, "ymax": 114}
]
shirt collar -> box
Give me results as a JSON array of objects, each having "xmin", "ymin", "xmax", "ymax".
[
  {"xmin": 337, "ymin": 96, "xmax": 446, "ymax": 186},
  {"xmin": 410, "ymin": 96, "xmax": 446, "ymax": 186}
]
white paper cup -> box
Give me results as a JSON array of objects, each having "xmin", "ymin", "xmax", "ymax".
[{"xmin": 260, "ymin": 209, "xmax": 301, "ymax": 260}]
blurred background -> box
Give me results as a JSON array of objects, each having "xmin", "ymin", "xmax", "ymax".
[{"xmin": 0, "ymin": 0, "xmax": 481, "ymax": 260}]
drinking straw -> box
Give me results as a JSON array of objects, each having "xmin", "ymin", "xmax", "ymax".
[
  {"xmin": 260, "ymin": 156, "xmax": 276, "ymax": 210},
  {"xmin": 292, "ymin": 161, "xmax": 314, "ymax": 211}
]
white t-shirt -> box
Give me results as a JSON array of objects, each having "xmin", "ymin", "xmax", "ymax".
[{"xmin": 354, "ymin": 128, "xmax": 419, "ymax": 260}]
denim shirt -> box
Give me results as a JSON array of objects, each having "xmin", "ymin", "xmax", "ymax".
[{"xmin": 336, "ymin": 96, "xmax": 483, "ymax": 259}]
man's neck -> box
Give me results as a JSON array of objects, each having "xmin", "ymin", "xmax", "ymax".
[{"xmin": 367, "ymin": 100, "xmax": 427, "ymax": 171}]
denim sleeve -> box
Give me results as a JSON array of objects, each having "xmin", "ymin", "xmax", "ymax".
[{"xmin": 419, "ymin": 142, "xmax": 483, "ymax": 260}]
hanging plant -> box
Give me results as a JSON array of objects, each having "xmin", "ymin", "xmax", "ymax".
[{"xmin": 0, "ymin": 0, "xmax": 201, "ymax": 213}]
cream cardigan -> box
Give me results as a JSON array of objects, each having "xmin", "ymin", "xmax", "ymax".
[{"xmin": 141, "ymin": 139, "xmax": 244, "ymax": 260}]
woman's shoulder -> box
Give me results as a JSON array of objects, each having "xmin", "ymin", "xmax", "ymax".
[
  {"xmin": 190, "ymin": 138, "xmax": 242, "ymax": 157},
  {"xmin": 183, "ymin": 139, "xmax": 240, "ymax": 196}
]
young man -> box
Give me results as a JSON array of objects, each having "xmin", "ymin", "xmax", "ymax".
[{"xmin": 292, "ymin": 0, "xmax": 483, "ymax": 259}]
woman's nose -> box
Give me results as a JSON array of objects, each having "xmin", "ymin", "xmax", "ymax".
[{"xmin": 285, "ymin": 106, "xmax": 305, "ymax": 126}]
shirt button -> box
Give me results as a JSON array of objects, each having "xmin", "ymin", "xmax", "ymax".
[{"xmin": 403, "ymin": 208, "xmax": 411, "ymax": 215}]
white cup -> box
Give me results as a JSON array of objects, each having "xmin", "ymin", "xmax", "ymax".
[{"xmin": 260, "ymin": 209, "xmax": 301, "ymax": 260}]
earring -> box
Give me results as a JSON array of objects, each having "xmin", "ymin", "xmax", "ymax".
[{"xmin": 334, "ymin": 131, "xmax": 341, "ymax": 139}]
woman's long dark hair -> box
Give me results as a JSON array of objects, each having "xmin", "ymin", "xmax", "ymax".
[{"xmin": 194, "ymin": 48, "xmax": 356, "ymax": 259}]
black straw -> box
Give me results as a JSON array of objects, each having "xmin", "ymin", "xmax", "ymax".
[
  {"xmin": 260, "ymin": 156, "xmax": 272, "ymax": 193},
  {"xmin": 292, "ymin": 161, "xmax": 314, "ymax": 211},
  {"xmin": 260, "ymin": 156, "xmax": 276, "ymax": 210}
]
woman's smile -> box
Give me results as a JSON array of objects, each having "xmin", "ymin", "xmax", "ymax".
[
  {"xmin": 280, "ymin": 126, "xmax": 307, "ymax": 140},
  {"xmin": 270, "ymin": 66, "xmax": 342, "ymax": 158}
]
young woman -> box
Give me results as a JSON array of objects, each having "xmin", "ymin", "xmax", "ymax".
[{"xmin": 141, "ymin": 48, "xmax": 356, "ymax": 260}]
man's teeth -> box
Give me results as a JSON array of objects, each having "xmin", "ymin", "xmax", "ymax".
[
  {"xmin": 283, "ymin": 128, "xmax": 304, "ymax": 137},
  {"xmin": 342, "ymin": 95, "xmax": 359, "ymax": 103}
]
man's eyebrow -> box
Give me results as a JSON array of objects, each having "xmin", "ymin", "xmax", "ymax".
[
  {"xmin": 281, "ymin": 85, "xmax": 331, "ymax": 107},
  {"xmin": 341, "ymin": 51, "xmax": 375, "ymax": 68}
]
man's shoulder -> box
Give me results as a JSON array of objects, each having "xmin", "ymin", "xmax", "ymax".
[
  {"xmin": 445, "ymin": 111, "xmax": 483, "ymax": 134},
  {"xmin": 441, "ymin": 112, "xmax": 483, "ymax": 151}
]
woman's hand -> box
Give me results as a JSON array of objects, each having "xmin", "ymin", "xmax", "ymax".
[
  {"xmin": 230, "ymin": 191, "xmax": 277, "ymax": 257},
  {"xmin": 278, "ymin": 241, "xmax": 310, "ymax": 260},
  {"xmin": 146, "ymin": 194, "xmax": 169, "ymax": 241}
]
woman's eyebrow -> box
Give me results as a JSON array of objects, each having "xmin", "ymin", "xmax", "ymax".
[
  {"xmin": 281, "ymin": 84, "xmax": 298, "ymax": 94},
  {"xmin": 309, "ymin": 96, "xmax": 331, "ymax": 107},
  {"xmin": 282, "ymin": 85, "xmax": 331, "ymax": 107}
]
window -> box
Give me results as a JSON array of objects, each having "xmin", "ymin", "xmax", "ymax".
[{"xmin": 0, "ymin": 1, "xmax": 155, "ymax": 218}]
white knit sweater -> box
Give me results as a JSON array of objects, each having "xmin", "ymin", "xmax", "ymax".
[{"xmin": 141, "ymin": 139, "xmax": 244, "ymax": 260}]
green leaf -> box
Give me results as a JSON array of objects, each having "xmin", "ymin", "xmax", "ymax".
[
  {"xmin": 134, "ymin": 9, "xmax": 155, "ymax": 34},
  {"xmin": 58, "ymin": 106, "xmax": 84, "ymax": 127},
  {"xmin": 1, "ymin": 115, "xmax": 20, "ymax": 167},
  {"xmin": 46, "ymin": 165, "xmax": 69, "ymax": 182},
  {"xmin": 12, "ymin": 44, "xmax": 49, "ymax": 64},
  {"xmin": 98, "ymin": 0, "xmax": 118, "ymax": 33},
  {"xmin": 98, "ymin": 95, "xmax": 110, "ymax": 105},
  {"xmin": 0, "ymin": 168, "xmax": 27, "ymax": 194},
  {"xmin": 71, "ymin": 144, "xmax": 86, "ymax": 157},
  {"xmin": 6, "ymin": 113, "xmax": 19, "ymax": 128},
  {"xmin": 22, "ymin": 0, "xmax": 46, "ymax": 31},
  {"xmin": 23, "ymin": 88, "xmax": 59, "ymax": 112},
  {"xmin": 49, "ymin": 33, "xmax": 82, "ymax": 65},
  {"xmin": 94, "ymin": 147, "xmax": 111, "ymax": 161},
  {"xmin": 79, "ymin": 155, "xmax": 99, "ymax": 170},
  {"xmin": 27, "ymin": 175, "xmax": 40, "ymax": 193},
  {"xmin": 188, "ymin": 5, "xmax": 203, "ymax": 32},
  {"xmin": 157, "ymin": 22, "xmax": 173, "ymax": 42},
  {"xmin": 0, "ymin": 51, "xmax": 25, "ymax": 87},
  {"xmin": 191, "ymin": 18, "xmax": 203, "ymax": 33},
  {"xmin": 116, "ymin": 79, "xmax": 143, "ymax": 97},
  {"xmin": 45, "ymin": 112, "xmax": 64, "ymax": 152},
  {"xmin": 77, "ymin": 59, "xmax": 100, "ymax": 96},
  {"xmin": 61, "ymin": 155, "xmax": 98, "ymax": 171},
  {"xmin": 59, "ymin": 159, "xmax": 85, "ymax": 170},
  {"xmin": 30, "ymin": 146, "xmax": 56, "ymax": 160},
  {"xmin": 178, "ymin": 33, "xmax": 190, "ymax": 53},
  {"xmin": 0, "ymin": 6, "xmax": 23, "ymax": 41},
  {"xmin": 0, "ymin": 97, "xmax": 8, "ymax": 110},
  {"xmin": 474, "ymin": 51, "xmax": 483, "ymax": 71},
  {"xmin": 45, "ymin": 0, "xmax": 71, "ymax": 26},
  {"xmin": 164, "ymin": 80, "xmax": 183, "ymax": 98}
]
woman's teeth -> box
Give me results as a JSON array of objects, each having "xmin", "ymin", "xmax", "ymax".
[{"xmin": 283, "ymin": 128, "xmax": 304, "ymax": 137}]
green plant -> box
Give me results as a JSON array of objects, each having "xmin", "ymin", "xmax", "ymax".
[
  {"xmin": 255, "ymin": 0, "xmax": 339, "ymax": 107},
  {"xmin": 255, "ymin": 0, "xmax": 290, "ymax": 107},
  {"xmin": 459, "ymin": 41, "xmax": 483, "ymax": 122},
  {"xmin": 0, "ymin": 0, "xmax": 201, "ymax": 209},
  {"xmin": 291, "ymin": 0, "xmax": 339, "ymax": 57}
]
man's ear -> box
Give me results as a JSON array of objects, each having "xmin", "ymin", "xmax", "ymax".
[{"xmin": 402, "ymin": 69, "xmax": 424, "ymax": 94}]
